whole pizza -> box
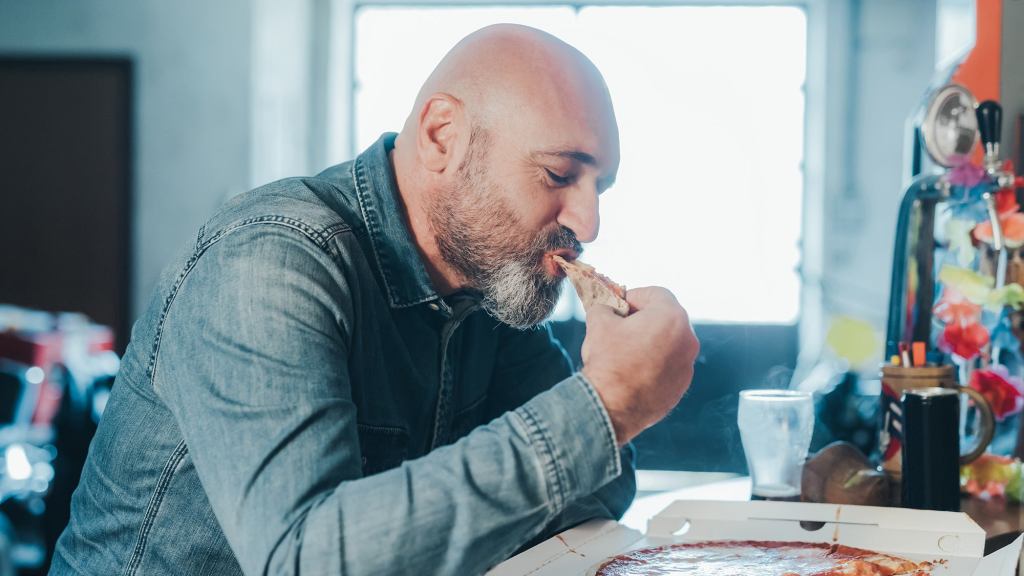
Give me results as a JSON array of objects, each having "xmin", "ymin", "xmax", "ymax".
[{"xmin": 594, "ymin": 540, "xmax": 935, "ymax": 576}]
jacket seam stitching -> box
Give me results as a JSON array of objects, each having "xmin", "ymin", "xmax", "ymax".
[
  {"xmin": 197, "ymin": 215, "xmax": 350, "ymax": 253},
  {"xmin": 575, "ymin": 373, "xmax": 622, "ymax": 479},
  {"xmin": 517, "ymin": 406, "xmax": 566, "ymax": 511},
  {"xmin": 121, "ymin": 440, "xmax": 188, "ymax": 576},
  {"xmin": 352, "ymin": 157, "xmax": 403, "ymax": 307},
  {"xmin": 356, "ymin": 423, "xmax": 408, "ymax": 436},
  {"xmin": 145, "ymin": 219, "xmax": 350, "ymax": 383}
]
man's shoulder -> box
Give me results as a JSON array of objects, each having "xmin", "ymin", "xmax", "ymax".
[{"xmin": 200, "ymin": 162, "xmax": 362, "ymax": 251}]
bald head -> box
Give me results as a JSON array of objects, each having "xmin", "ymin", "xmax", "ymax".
[
  {"xmin": 395, "ymin": 24, "xmax": 618, "ymax": 178},
  {"xmin": 402, "ymin": 24, "xmax": 614, "ymax": 138}
]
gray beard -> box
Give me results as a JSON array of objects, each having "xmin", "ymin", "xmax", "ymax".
[
  {"xmin": 476, "ymin": 247, "xmax": 566, "ymax": 329},
  {"xmin": 430, "ymin": 189, "xmax": 569, "ymax": 329}
]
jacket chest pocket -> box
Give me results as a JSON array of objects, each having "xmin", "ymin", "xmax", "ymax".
[
  {"xmin": 357, "ymin": 424, "xmax": 410, "ymax": 476},
  {"xmin": 450, "ymin": 393, "xmax": 489, "ymax": 442}
]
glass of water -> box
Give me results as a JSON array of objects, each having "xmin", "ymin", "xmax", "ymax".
[{"xmin": 738, "ymin": 389, "xmax": 815, "ymax": 501}]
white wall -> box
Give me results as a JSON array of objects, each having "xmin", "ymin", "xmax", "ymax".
[
  {"xmin": 251, "ymin": 0, "xmax": 315, "ymax": 188},
  {"xmin": 0, "ymin": 0, "xmax": 320, "ymax": 320},
  {"xmin": 821, "ymin": 0, "xmax": 937, "ymax": 335}
]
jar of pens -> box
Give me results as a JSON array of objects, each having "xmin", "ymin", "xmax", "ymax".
[{"xmin": 878, "ymin": 341, "xmax": 995, "ymax": 509}]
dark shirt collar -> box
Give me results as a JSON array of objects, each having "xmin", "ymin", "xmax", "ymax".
[{"xmin": 351, "ymin": 133, "xmax": 442, "ymax": 309}]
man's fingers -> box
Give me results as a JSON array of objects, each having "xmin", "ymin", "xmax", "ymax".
[
  {"xmin": 624, "ymin": 286, "xmax": 677, "ymax": 311},
  {"xmin": 584, "ymin": 302, "xmax": 619, "ymax": 324}
]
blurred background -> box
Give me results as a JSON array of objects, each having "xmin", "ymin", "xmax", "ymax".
[{"xmin": 0, "ymin": 0, "xmax": 993, "ymax": 572}]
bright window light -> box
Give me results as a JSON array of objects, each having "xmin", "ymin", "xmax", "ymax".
[{"xmin": 354, "ymin": 6, "xmax": 806, "ymax": 324}]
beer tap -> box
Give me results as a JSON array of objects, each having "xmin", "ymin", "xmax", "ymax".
[
  {"xmin": 884, "ymin": 85, "xmax": 1024, "ymax": 359},
  {"xmin": 976, "ymin": 100, "xmax": 1024, "ymax": 193},
  {"xmin": 977, "ymin": 101, "xmax": 1010, "ymax": 183},
  {"xmin": 977, "ymin": 101, "xmax": 1008, "ymax": 288},
  {"xmin": 886, "ymin": 87, "xmax": 1007, "ymax": 358}
]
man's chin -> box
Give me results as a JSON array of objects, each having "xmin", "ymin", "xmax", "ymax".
[{"xmin": 482, "ymin": 288, "xmax": 562, "ymax": 329}]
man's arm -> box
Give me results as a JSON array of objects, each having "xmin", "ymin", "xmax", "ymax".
[
  {"xmin": 154, "ymin": 225, "xmax": 622, "ymax": 576},
  {"xmin": 487, "ymin": 324, "xmax": 637, "ymax": 553}
]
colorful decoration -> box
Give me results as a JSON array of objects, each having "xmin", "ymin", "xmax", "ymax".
[
  {"xmin": 938, "ymin": 320, "xmax": 990, "ymax": 361},
  {"xmin": 995, "ymin": 187, "xmax": 1020, "ymax": 215},
  {"xmin": 961, "ymin": 453, "xmax": 1022, "ymax": 502},
  {"xmin": 938, "ymin": 265, "xmax": 993, "ymax": 304},
  {"xmin": 825, "ymin": 316, "xmax": 880, "ymax": 367},
  {"xmin": 989, "ymin": 284, "xmax": 1024, "ymax": 311},
  {"xmin": 925, "ymin": 156, "xmax": 1024, "ymax": 482},
  {"xmin": 932, "ymin": 157, "xmax": 1024, "ymax": 369},
  {"xmin": 933, "ymin": 288, "xmax": 982, "ymax": 324},
  {"xmin": 948, "ymin": 156, "xmax": 987, "ymax": 187},
  {"xmin": 946, "ymin": 218, "xmax": 978, "ymax": 266},
  {"xmin": 973, "ymin": 212, "xmax": 1024, "ymax": 249},
  {"xmin": 968, "ymin": 366, "xmax": 1024, "ymax": 421}
]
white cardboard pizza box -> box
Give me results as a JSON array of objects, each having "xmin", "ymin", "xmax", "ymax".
[{"xmin": 487, "ymin": 500, "xmax": 1024, "ymax": 575}]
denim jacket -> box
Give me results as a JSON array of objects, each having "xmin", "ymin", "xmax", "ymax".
[{"xmin": 51, "ymin": 134, "xmax": 636, "ymax": 576}]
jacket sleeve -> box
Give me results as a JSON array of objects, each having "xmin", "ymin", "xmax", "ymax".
[
  {"xmin": 154, "ymin": 224, "xmax": 623, "ymax": 576},
  {"xmin": 487, "ymin": 324, "xmax": 638, "ymax": 556}
]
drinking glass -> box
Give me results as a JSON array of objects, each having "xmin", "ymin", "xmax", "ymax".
[{"xmin": 738, "ymin": 389, "xmax": 815, "ymax": 501}]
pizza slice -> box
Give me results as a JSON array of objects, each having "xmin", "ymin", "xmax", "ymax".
[
  {"xmin": 841, "ymin": 550, "xmax": 927, "ymax": 575},
  {"xmin": 824, "ymin": 544, "xmax": 931, "ymax": 576},
  {"xmin": 552, "ymin": 255, "xmax": 629, "ymax": 317}
]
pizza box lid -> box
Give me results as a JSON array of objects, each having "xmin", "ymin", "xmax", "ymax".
[{"xmin": 486, "ymin": 499, "xmax": 1024, "ymax": 576}]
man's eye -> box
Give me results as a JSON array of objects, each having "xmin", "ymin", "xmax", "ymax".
[{"xmin": 545, "ymin": 169, "xmax": 573, "ymax": 186}]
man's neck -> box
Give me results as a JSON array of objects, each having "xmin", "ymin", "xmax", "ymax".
[{"xmin": 389, "ymin": 144, "xmax": 462, "ymax": 297}]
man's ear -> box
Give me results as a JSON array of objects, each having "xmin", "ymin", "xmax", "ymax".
[{"xmin": 417, "ymin": 93, "xmax": 461, "ymax": 173}]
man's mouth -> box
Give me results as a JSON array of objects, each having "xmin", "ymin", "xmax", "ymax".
[
  {"xmin": 544, "ymin": 257, "xmax": 564, "ymax": 278},
  {"xmin": 550, "ymin": 248, "xmax": 580, "ymax": 262},
  {"xmin": 544, "ymin": 249, "xmax": 579, "ymax": 278}
]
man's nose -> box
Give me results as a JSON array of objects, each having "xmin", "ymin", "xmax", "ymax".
[{"xmin": 558, "ymin": 185, "xmax": 600, "ymax": 244}]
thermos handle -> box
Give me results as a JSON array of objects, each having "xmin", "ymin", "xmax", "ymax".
[{"xmin": 955, "ymin": 385, "xmax": 995, "ymax": 464}]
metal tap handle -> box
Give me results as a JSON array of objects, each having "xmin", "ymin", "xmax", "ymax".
[{"xmin": 976, "ymin": 100, "xmax": 1003, "ymax": 156}]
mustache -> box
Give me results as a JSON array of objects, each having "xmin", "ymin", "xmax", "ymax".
[{"xmin": 537, "ymin": 225, "xmax": 583, "ymax": 256}]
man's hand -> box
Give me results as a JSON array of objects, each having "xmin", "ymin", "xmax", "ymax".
[{"xmin": 581, "ymin": 287, "xmax": 699, "ymax": 445}]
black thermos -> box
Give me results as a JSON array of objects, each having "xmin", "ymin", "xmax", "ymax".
[{"xmin": 901, "ymin": 387, "xmax": 960, "ymax": 511}]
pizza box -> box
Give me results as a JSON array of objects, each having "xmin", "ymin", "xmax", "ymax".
[{"xmin": 487, "ymin": 500, "xmax": 1024, "ymax": 575}]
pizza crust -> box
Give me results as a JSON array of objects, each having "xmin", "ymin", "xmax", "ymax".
[{"xmin": 552, "ymin": 255, "xmax": 629, "ymax": 317}]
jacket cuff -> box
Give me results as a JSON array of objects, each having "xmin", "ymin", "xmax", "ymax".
[{"xmin": 514, "ymin": 373, "xmax": 622, "ymax": 512}]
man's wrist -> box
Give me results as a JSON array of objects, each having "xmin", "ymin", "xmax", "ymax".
[
  {"xmin": 573, "ymin": 371, "xmax": 627, "ymax": 453},
  {"xmin": 580, "ymin": 367, "xmax": 633, "ymax": 446}
]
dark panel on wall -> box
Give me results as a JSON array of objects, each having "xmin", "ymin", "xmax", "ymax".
[{"xmin": 0, "ymin": 58, "xmax": 132, "ymax": 350}]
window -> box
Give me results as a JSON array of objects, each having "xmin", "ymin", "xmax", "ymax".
[
  {"xmin": 935, "ymin": 0, "xmax": 974, "ymax": 70},
  {"xmin": 353, "ymin": 5, "xmax": 807, "ymax": 324}
]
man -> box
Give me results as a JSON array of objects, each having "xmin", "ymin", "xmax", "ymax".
[{"xmin": 51, "ymin": 24, "xmax": 698, "ymax": 575}]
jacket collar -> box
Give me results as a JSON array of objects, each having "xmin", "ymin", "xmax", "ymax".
[{"xmin": 350, "ymin": 133, "xmax": 441, "ymax": 309}]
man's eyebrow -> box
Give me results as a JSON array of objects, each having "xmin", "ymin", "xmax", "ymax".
[
  {"xmin": 534, "ymin": 149, "xmax": 617, "ymax": 191},
  {"xmin": 534, "ymin": 150, "xmax": 598, "ymax": 166}
]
